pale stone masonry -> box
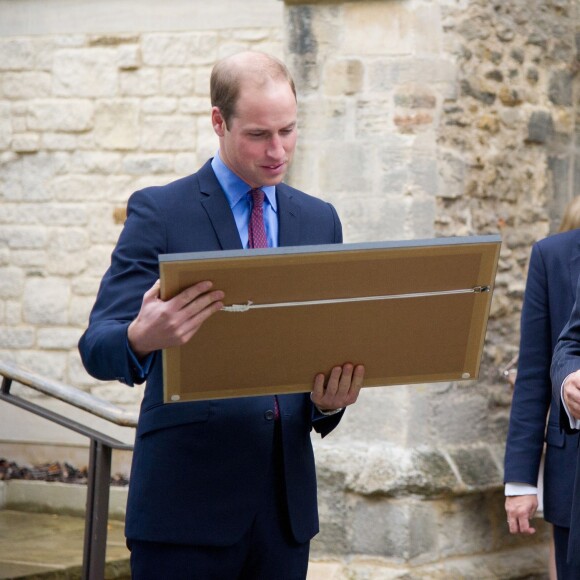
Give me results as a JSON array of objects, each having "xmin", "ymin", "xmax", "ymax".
[{"xmin": 0, "ymin": 0, "xmax": 578, "ymax": 577}]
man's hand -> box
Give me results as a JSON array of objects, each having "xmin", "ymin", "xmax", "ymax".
[
  {"xmin": 563, "ymin": 370, "xmax": 580, "ymax": 420},
  {"xmin": 128, "ymin": 279, "xmax": 224, "ymax": 359},
  {"xmin": 505, "ymin": 495, "xmax": 538, "ymax": 535},
  {"xmin": 311, "ymin": 364, "xmax": 365, "ymax": 412}
]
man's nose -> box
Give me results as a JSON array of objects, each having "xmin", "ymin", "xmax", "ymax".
[{"xmin": 266, "ymin": 135, "xmax": 284, "ymax": 158}]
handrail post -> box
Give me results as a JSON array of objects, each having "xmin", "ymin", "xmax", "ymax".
[{"xmin": 82, "ymin": 439, "xmax": 113, "ymax": 580}]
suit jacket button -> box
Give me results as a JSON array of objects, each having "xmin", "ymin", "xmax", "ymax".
[{"xmin": 264, "ymin": 410, "xmax": 275, "ymax": 421}]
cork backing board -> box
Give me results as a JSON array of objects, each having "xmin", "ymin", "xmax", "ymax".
[{"xmin": 159, "ymin": 236, "xmax": 501, "ymax": 403}]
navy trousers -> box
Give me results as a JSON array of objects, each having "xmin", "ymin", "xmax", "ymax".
[
  {"xmin": 553, "ymin": 525, "xmax": 580, "ymax": 580},
  {"xmin": 128, "ymin": 422, "xmax": 310, "ymax": 580}
]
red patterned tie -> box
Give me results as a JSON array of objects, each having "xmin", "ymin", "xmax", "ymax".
[
  {"xmin": 247, "ymin": 189, "xmax": 279, "ymax": 420},
  {"xmin": 248, "ymin": 189, "xmax": 268, "ymax": 249}
]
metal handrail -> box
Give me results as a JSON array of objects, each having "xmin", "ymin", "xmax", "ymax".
[
  {"xmin": 0, "ymin": 360, "xmax": 137, "ymax": 580},
  {"xmin": 0, "ymin": 361, "xmax": 138, "ymax": 427}
]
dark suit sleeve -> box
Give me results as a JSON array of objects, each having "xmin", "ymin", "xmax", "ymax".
[
  {"xmin": 551, "ymin": 274, "xmax": 580, "ymax": 433},
  {"xmin": 78, "ymin": 189, "xmax": 165, "ymax": 386},
  {"xmin": 504, "ymin": 243, "xmax": 553, "ymax": 485}
]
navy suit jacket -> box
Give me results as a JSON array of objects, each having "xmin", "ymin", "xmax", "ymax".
[
  {"xmin": 79, "ymin": 160, "xmax": 345, "ymax": 546},
  {"xmin": 505, "ymin": 229, "xmax": 580, "ymax": 528}
]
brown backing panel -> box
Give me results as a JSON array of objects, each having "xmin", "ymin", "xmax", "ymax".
[{"xmin": 160, "ymin": 238, "xmax": 500, "ymax": 402}]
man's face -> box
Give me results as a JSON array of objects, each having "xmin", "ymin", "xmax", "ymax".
[{"xmin": 212, "ymin": 79, "xmax": 298, "ymax": 188}]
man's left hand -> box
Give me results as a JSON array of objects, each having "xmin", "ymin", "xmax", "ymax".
[{"xmin": 311, "ymin": 363, "xmax": 365, "ymax": 412}]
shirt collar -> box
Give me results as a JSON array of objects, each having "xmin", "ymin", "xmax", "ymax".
[{"xmin": 211, "ymin": 153, "xmax": 277, "ymax": 212}]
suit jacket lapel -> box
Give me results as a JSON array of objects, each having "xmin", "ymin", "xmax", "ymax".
[
  {"xmin": 197, "ymin": 161, "xmax": 243, "ymax": 251},
  {"xmin": 277, "ymin": 184, "xmax": 301, "ymax": 248}
]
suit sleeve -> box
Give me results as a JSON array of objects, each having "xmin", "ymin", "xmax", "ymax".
[
  {"xmin": 504, "ymin": 243, "xmax": 553, "ymax": 485},
  {"xmin": 551, "ymin": 274, "xmax": 580, "ymax": 433},
  {"xmin": 78, "ymin": 189, "xmax": 166, "ymax": 385}
]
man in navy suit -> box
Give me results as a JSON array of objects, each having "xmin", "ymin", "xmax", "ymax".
[
  {"xmin": 504, "ymin": 228, "xmax": 580, "ymax": 579},
  {"xmin": 79, "ymin": 51, "xmax": 364, "ymax": 579}
]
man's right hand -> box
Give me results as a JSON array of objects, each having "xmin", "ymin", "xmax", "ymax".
[
  {"xmin": 505, "ymin": 494, "xmax": 538, "ymax": 535},
  {"xmin": 127, "ymin": 279, "xmax": 224, "ymax": 360},
  {"xmin": 563, "ymin": 370, "xmax": 580, "ymax": 420}
]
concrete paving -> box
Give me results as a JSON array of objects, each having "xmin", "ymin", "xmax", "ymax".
[{"xmin": 0, "ymin": 510, "xmax": 130, "ymax": 579}]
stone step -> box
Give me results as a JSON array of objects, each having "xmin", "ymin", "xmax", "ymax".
[
  {"xmin": 0, "ymin": 510, "xmax": 130, "ymax": 579},
  {"xmin": 0, "ymin": 479, "xmax": 130, "ymax": 579}
]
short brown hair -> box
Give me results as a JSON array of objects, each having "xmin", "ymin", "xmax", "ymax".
[{"xmin": 210, "ymin": 52, "xmax": 296, "ymax": 129}]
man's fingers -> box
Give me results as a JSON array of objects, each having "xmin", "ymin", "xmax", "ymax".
[
  {"xmin": 173, "ymin": 280, "xmax": 215, "ymax": 309},
  {"xmin": 143, "ymin": 279, "xmax": 161, "ymax": 301}
]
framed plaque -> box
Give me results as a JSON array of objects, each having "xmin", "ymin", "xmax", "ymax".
[{"xmin": 159, "ymin": 235, "xmax": 501, "ymax": 403}]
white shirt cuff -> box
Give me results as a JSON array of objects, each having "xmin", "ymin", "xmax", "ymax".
[
  {"xmin": 505, "ymin": 482, "xmax": 538, "ymax": 496},
  {"xmin": 561, "ymin": 373, "xmax": 580, "ymax": 430},
  {"xmin": 315, "ymin": 406, "xmax": 343, "ymax": 416}
]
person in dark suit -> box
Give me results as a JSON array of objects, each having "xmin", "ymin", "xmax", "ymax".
[
  {"xmin": 504, "ymin": 216, "xmax": 580, "ymax": 579},
  {"xmin": 79, "ymin": 51, "xmax": 364, "ymax": 580}
]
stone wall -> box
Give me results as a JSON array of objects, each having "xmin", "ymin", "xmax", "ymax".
[{"xmin": 1, "ymin": 0, "xmax": 578, "ymax": 577}]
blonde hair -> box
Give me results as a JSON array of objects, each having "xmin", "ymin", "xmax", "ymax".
[{"xmin": 559, "ymin": 196, "xmax": 580, "ymax": 233}]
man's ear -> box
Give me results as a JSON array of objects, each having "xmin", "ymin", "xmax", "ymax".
[{"xmin": 211, "ymin": 107, "xmax": 226, "ymax": 137}]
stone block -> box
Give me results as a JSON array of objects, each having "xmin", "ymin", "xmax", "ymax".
[
  {"xmin": 527, "ymin": 110, "xmax": 554, "ymax": 144},
  {"xmin": 119, "ymin": 68, "xmax": 159, "ymax": 96},
  {"xmin": 94, "ymin": 99, "xmax": 140, "ymax": 150},
  {"xmin": 27, "ymin": 99, "xmax": 94, "ymax": 132},
  {"xmin": 195, "ymin": 67, "xmax": 212, "ymax": 97},
  {"xmin": 344, "ymin": 2, "xmax": 413, "ymax": 56},
  {"xmin": 352, "ymin": 444, "xmax": 458, "ymax": 498},
  {"xmin": 161, "ymin": 67, "xmax": 196, "ymax": 97},
  {"xmin": 434, "ymin": 494, "xmax": 496, "ymax": 558},
  {"xmin": 141, "ymin": 33, "xmax": 218, "ymax": 66},
  {"xmin": 37, "ymin": 327, "xmax": 83, "ymax": 350},
  {"xmin": 1, "ymin": 72, "xmax": 51, "ymax": 98},
  {"xmin": 71, "ymin": 276, "xmax": 101, "ymax": 297},
  {"xmin": 41, "ymin": 133, "xmax": 78, "ymax": 151},
  {"xmin": 175, "ymin": 153, "xmax": 199, "ymax": 175},
  {"xmin": 322, "ymin": 59, "xmax": 364, "ymax": 96},
  {"xmin": 449, "ymin": 446, "xmax": 502, "ymax": 488},
  {"xmin": 11, "ymin": 133, "xmax": 40, "ymax": 153},
  {"xmin": 0, "ymin": 328, "xmax": 35, "ymax": 349},
  {"xmin": 0, "ymin": 267, "xmax": 25, "ymax": 299},
  {"xmin": 0, "ymin": 38, "xmax": 36, "ymax": 70},
  {"xmin": 334, "ymin": 193, "xmax": 408, "ymax": 243},
  {"xmin": 306, "ymin": 561, "xmax": 343, "ymax": 580},
  {"xmin": 0, "ymin": 226, "xmax": 48, "ymax": 250},
  {"xmin": 141, "ymin": 115, "xmax": 197, "ymax": 151},
  {"xmin": 122, "ymin": 154, "xmax": 174, "ymax": 175},
  {"xmin": 356, "ymin": 98, "xmax": 392, "ymax": 138},
  {"xmin": 68, "ymin": 295, "xmax": 96, "ymax": 327},
  {"xmin": 143, "ymin": 97, "xmax": 178, "ymax": 114},
  {"xmin": 9, "ymin": 250, "xmax": 46, "ymax": 269},
  {"xmin": 23, "ymin": 277, "xmax": 70, "ymax": 325},
  {"xmin": 73, "ymin": 151, "xmax": 124, "ymax": 175},
  {"xmin": 349, "ymin": 497, "xmax": 437, "ymax": 560},
  {"xmin": 116, "ymin": 44, "xmax": 141, "ymax": 70},
  {"xmin": 48, "ymin": 174, "xmax": 107, "ymax": 202},
  {"xmin": 41, "ymin": 204, "xmax": 89, "ymax": 227},
  {"xmin": 53, "ymin": 48, "xmax": 118, "ymax": 97},
  {"xmin": 549, "ymin": 68, "xmax": 573, "ymax": 106},
  {"xmin": 413, "ymin": 4, "xmax": 443, "ymax": 55},
  {"xmin": 179, "ymin": 97, "xmax": 211, "ymax": 115},
  {"xmin": 9, "ymin": 350, "xmax": 68, "ymax": 382},
  {"xmin": 319, "ymin": 143, "xmax": 371, "ymax": 193},
  {"xmin": 297, "ymin": 97, "xmax": 347, "ymax": 140},
  {"xmin": 5, "ymin": 300, "xmax": 22, "ymax": 326},
  {"xmin": 368, "ymin": 57, "xmax": 455, "ymax": 92},
  {"xmin": 0, "ymin": 102, "xmax": 11, "ymax": 148}
]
